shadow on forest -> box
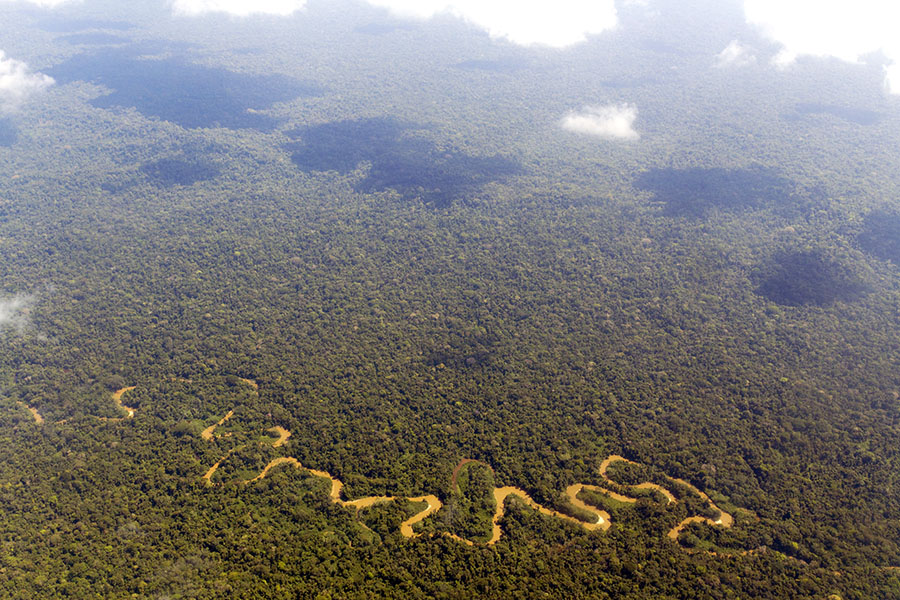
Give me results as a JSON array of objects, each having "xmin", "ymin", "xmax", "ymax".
[
  {"xmin": 0, "ymin": 118, "xmax": 17, "ymax": 147},
  {"xmin": 285, "ymin": 117, "xmax": 522, "ymax": 207},
  {"xmin": 634, "ymin": 167, "xmax": 794, "ymax": 218},
  {"xmin": 754, "ymin": 250, "xmax": 868, "ymax": 306},
  {"xmin": 784, "ymin": 103, "xmax": 882, "ymax": 126},
  {"xmin": 857, "ymin": 212, "xmax": 900, "ymax": 264},
  {"xmin": 58, "ymin": 32, "xmax": 129, "ymax": 46},
  {"xmin": 47, "ymin": 46, "xmax": 321, "ymax": 130},
  {"xmin": 140, "ymin": 157, "xmax": 221, "ymax": 187},
  {"xmin": 425, "ymin": 330, "xmax": 499, "ymax": 370}
]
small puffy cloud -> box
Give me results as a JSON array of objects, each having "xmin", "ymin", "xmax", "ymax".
[
  {"xmin": 716, "ymin": 40, "xmax": 756, "ymax": 67},
  {"xmin": 744, "ymin": 0, "xmax": 900, "ymax": 93},
  {"xmin": 364, "ymin": 0, "xmax": 618, "ymax": 47},
  {"xmin": 561, "ymin": 104, "xmax": 639, "ymax": 141},
  {"xmin": 0, "ymin": 294, "xmax": 34, "ymax": 334},
  {"xmin": 170, "ymin": 0, "xmax": 306, "ymax": 17},
  {"xmin": 0, "ymin": 51, "xmax": 54, "ymax": 114}
]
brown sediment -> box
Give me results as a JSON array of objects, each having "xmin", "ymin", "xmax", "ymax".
[
  {"xmin": 599, "ymin": 454, "xmax": 639, "ymax": 476},
  {"xmin": 306, "ymin": 468, "xmax": 344, "ymax": 502},
  {"xmin": 564, "ymin": 484, "xmax": 615, "ymax": 527},
  {"xmin": 490, "ymin": 486, "xmax": 608, "ymax": 545},
  {"xmin": 668, "ymin": 477, "xmax": 733, "ymax": 527},
  {"xmin": 268, "ymin": 426, "xmax": 290, "ymax": 448},
  {"xmin": 206, "ymin": 447, "xmax": 741, "ymax": 551},
  {"xmin": 246, "ymin": 457, "xmax": 301, "ymax": 483},
  {"xmin": 634, "ymin": 482, "xmax": 676, "ymax": 504},
  {"xmin": 203, "ymin": 448, "xmax": 238, "ymax": 483},
  {"xmin": 238, "ymin": 458, "xmax": 442, "ymax": 540},
  {"xmin": 667, "ymin": 515, "xmax": 718, "ymax": 540},
  {"xmin": 344, "ymin": 496, "xmax": 396, "ymax": 512},
  {"xmin": 575, "ymin": 482, "xmax": 637, "ymax": 505},
  {"xmin": 600, "ymin": 456, "xmax": 735, "ymax": 540},
  {"xmin": 16, "ymin": 402, "xmax": 44, "ymax": 425},
  {"xmin": 201, "ymin": 410, "xmax": 234, "ymax": 441},
  {"xmin": 600, "ymin": 456, "xmax": 730, "ymax": 525},
  {"xmin": 400, "ymin": 496, "xmax": 443, "ymax": 538},
  {"xmin": 111, "ymin": 386, "xmax": 137, "ymax": 418}
]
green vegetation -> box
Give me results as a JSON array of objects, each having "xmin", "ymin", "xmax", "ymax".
[
  {"xmin": 442, "ymin": 462, "xmax": 496, "ymax": 542},
  {"xmin": 0, "ymin": 0, "xmax": 899, "ymax": 597}
]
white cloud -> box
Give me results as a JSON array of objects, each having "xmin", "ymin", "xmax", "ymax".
[
  {"xmin": 716, "ymin": 40, "xmax": 756, "ymax": 67},
  {"xmin": 744, "ymin": 0, "xmax": 900, "ymax": 93},
  {"xmin": 0, "ymin": 294, "xmax": 34, "ymax": 334},
  {"xmin": 561, "ymin": 104, "xmax": 639, "ymax": 140},
  {"xmin": 886, "ymin": 62, "xmax": 900, "ymax": 95},
  {"xmin": 0, "ymin": 51, "xmax": 54, "ymax": 114},
  {"xmin": 170, "ymin": 0, "xmax": 306, "ymax": 17},
  {"xmin": 364, "ymin": 0, "xmax": 618, "ymax": 47}
]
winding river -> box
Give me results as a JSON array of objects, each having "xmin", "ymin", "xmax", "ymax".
[{"xmin": 201, "ymin": 418, "xmax": 738, "ymax": 548}]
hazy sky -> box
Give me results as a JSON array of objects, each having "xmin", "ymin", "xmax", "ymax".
[
  {"xmin": 1, "ymin": 0, "xmax": 898, "ymax": 108},
  {"xmin": 166, "ymin": 0, "xmax": 900, "ymax": 92}
]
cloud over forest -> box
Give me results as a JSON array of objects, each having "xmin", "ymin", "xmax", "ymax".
[
  {"xmin": 0, "ymin": 294, "xmax": 34, "ymax": 334},
  {"xmin": 0, "ymin": 51, "xmax": 54, "ymax": 113},
  {"xmin": 561, "ymin": 104, "xmax": 639, "ymax": 141},
  {"xmin": 716, "ymin": 40, "xmax": 756, "ymax": 67},
  {"xmin": 744, "ymin": 0, "xmax": 900, "ymax": 93}
]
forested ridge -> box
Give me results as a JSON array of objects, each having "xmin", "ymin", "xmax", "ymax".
[{"xmin": 1, "ymin": 0, "xmax": 900, "ymax": 597}]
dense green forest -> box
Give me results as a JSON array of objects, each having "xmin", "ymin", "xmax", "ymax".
[{"xmin": 1, "ymin": 0, "xmax": 900, "ymax": 597}]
